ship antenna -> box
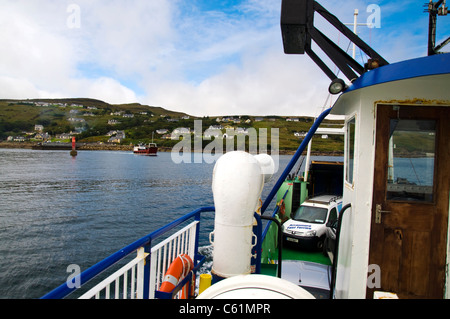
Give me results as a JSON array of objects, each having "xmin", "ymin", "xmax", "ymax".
[{"xmin": 343, "ymin": 9, "xmax": 372, "ymax": 60}]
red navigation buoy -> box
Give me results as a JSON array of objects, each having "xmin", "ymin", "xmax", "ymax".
[{"xmin": 70, "ymin": 136, "xmax": 77, "ymax": 156}]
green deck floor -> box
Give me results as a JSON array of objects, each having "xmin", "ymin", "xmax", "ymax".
[
  {"xmin": 279, "ymin": 247, "xmax": 332, "ymax": 265},
  {"xmin": 260, "ymin": 247, "xmax": 332, "ymax": 277}
]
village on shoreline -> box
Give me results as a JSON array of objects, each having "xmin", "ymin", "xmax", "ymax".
[{"xmin": 0, "ymin": 98, "xmax": 345, "ymax": 156}]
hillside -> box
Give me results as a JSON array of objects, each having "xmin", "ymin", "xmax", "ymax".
[{"xmin": 0, "ymin": 98, "xmax": 344, "ymax": 154}]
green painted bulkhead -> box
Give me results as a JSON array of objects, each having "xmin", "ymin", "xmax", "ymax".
[
  {"xmin": 260, "ymin": 160, "xmax": 343, "ymax": 267},
  {"xmin": 260, "ymin": 177, "xmax": 308, "ymax": 264}
]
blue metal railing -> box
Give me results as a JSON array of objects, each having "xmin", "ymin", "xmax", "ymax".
[{"xmin": 41, "ymin": 206, "xmax": 215, "ymax": 299}]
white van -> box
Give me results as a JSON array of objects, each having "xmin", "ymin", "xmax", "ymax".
[{"xmin": 282, "ymin": 195, "xmax": 343, "ymax": 250}]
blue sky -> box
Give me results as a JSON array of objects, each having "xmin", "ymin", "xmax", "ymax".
[{"xmin": 0, "ymin": 0, "xmax": 448, "ymax": 116}]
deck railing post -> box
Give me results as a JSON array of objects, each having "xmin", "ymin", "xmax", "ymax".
[
  {"xmin": 252, "ymin": 212, "xmax": 262, "ymax": 275},
  {"xmin": 142, "ymin": 241, "xmax": 151, "ymax": 299},
  {"xmin": 260, "ymin": 215, "xmax": 283, "ymax": 278},
  {"xmin": 194, "ymin": 210, "xmax": 201, "ymax": 266}
]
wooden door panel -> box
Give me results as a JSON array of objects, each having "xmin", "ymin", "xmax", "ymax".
[
  {"xmin": 401, "ymin": 230, "xmax": 430, "ymax": 296},
  {"xmin": 380, "ymin": 228, "xmax": 402, "ymax": 292},
  {"xmin": 369, "ymin": 105, "xmax": 449, "ymax": 299},
  {"xmin": 383, "ymin": 203, "xmax": 434, "ymax": 231}
]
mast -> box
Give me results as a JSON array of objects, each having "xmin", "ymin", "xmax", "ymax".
[
  {"xmin": 351, "ymin": 9, "xmax": 358, "ymax": 59},
  {"xmin": 344, "ymin": 9, "xmax": 371, "ymax": 60}
]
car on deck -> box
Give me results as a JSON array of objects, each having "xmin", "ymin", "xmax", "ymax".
[{"xmin": 282, "ymin": 195, "xmax": 342, "ymax": 251}]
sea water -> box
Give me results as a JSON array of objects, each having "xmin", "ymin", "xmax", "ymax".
[{"xmin": 0, "ymin": 148, "xmax": 345, "ymax": 298}]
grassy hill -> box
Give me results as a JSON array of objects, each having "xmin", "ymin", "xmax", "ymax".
[{"xmin": 0, "ymin": 98, "xmax": 344, "ymax": 153}]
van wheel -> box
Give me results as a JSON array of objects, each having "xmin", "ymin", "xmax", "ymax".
[{"xmin": 317, "ymin": 236, "xmax": 325, "ymax": 250}]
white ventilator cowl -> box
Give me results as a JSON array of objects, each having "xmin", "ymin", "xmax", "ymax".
[{"xmin": 211, "ymin": 151, "xmax": 275, "ymax": 278}]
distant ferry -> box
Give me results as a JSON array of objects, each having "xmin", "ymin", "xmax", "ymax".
[{"xmin": 133, "ymin": 143, "xmax": 157, "ymax": 156}]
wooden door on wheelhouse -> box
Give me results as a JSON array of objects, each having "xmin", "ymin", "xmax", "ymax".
[{"xmin": 368, "ymin": 104, "xmax": 450, "ymax": 299}]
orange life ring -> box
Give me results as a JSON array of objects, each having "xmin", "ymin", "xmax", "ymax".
[{"xmin": 159, "ymin": 254, "xmax": 194, "ymax": 299}]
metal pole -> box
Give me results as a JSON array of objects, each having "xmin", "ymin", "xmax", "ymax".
[{"xmin": 352, "ymin": 9, "xmax": 358, "ymax": 59}]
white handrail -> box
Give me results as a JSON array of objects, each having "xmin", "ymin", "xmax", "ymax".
[
  {"xmin": 149, "ymin": 221, "xmax": 198, "ymax": 298},
  {"xmin": 79, "ymin": 220, "xmax": 199, "ymax": 299},
  {"xmin": 79, "ymin": 248, "xmax": 148, "ymax": 299}
]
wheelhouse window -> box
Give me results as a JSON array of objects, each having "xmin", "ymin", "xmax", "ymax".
[
  {"xmin": 345, "ymin": 117, "xmax": 356, "ymax": 184},
  {"xmin": 386, "ymin": 119, "xmax": 436, "ymax": 202}
]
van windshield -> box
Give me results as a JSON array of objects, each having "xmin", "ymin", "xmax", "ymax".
[{"xmin": 292, "ymin": 206, "xmax": 328, "ymax": 224}]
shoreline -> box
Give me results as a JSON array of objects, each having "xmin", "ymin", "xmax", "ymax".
[{"xmin": 0, "ymin": 141, "xmax": 344, "ymax": 156}]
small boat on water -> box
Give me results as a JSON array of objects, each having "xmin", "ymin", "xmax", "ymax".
[{"xmin": 133, "ymin": 143, "xmax": 157, "ymax": 156}]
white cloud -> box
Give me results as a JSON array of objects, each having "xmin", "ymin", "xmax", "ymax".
[
  {"xmin": 0, "ymin": 76, "xmax": 48, "ymax": 99},
  {"xmin": 80, "ymin": 77, "xmax": 138, "ymax": 103},
  {"xmin": 0, "ymin": 0, "xmax": 148, "ymax": 103},
  {"xmin": 76, "ymin": 0, "xmax": 176, "ymax": 76},
  {"xmin": 0, "ymin": 0, "xmax": 341, "ymax": 115},
  {"xmin": 146, "ymin": 47, "xmax": 331, "ymax": 117},
  {"xmin": 1, "ymin": 0, "xmax": 445, "ymax": 116},
  {"xmin": 141, "ymin": 0, "xmax": 334, "ymax": 117},
  {"xmin": 0, "ymin": 2, "xmax": 74, "ymax": 90}
]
